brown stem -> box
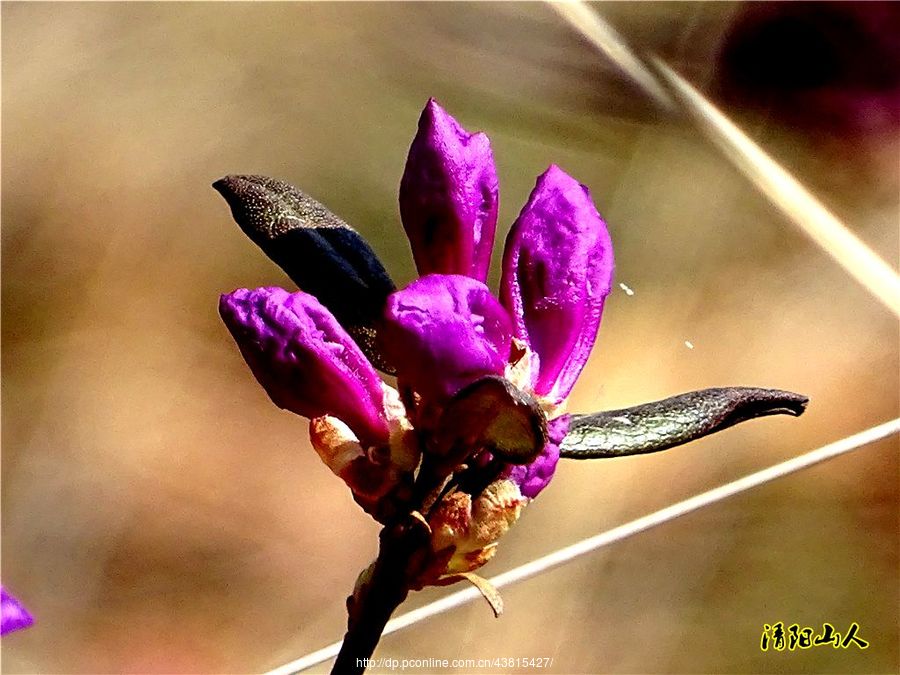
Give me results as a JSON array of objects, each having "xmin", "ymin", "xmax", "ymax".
[{"xmin": 331, "ymin": 516, "xmax": 430, "ymax": 674}]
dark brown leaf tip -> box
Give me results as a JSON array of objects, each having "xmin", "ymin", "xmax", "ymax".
[{"xmin": 213, "ymin": 175, "xmax": 353, "ymax": 242}]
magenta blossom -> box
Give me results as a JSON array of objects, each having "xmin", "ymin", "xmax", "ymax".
[
  {"xmin": 400, "ymin": 99, "xmax": 499, "ymax": 281},
  {"xmin": 218, "ymin": 99, "xmax": 613, "ymax": 575},
  {"xmin": 215, "ymin": 98, "xmax": 807, "ymax": 589},
  {"xmin": 380, "ymin": 274, "xmax": 513, "ymax": 403},
  {"xmin": 215, "ymin": 99, "xmax": 807, "ymax": 673},
  {"xmin": 390, "ymin": 100, "xmax": 613, "ymax": 413},
  {"xmin": 219, "ymin": 287, "xmax": 390, "ymax": 447},
  {"xmin": 1, "ymin": 586, "xmax": 33, "ymax": 636}
]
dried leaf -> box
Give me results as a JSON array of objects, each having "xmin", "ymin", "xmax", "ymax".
[
  {"xmin": 437, "ymin": 572, "xmax": 504, "ymax": 617},
  {"xmin": 432, "ymin": 376, "xmax": 548, "ymax": 465}
]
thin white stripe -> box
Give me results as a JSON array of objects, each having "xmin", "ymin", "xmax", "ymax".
[
  {"xmin": 547, "ymin": 1, "xmax": 674, "ymax": 111},
  {"xmin": 267, "ymin": 6, "xmax": 900, "ymax": 671},
  {"xmin": 549, "ymin": 0, "xmax": 900, "ymax": 317},
  {"xmin": 652, "ymin": 59, "xmax": 900, "ymax": 317},
  {"xmin": 265, "ymin": 418, "xmax": 900, "ymax": 675}
]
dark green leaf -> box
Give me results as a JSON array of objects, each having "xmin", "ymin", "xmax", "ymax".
[
  {"xmin": 213, "ymin": 175, "xmax": 396, "ymax": 372},
  {"xmin": 561, "ymin": 387, "xmax": 808, "ymax": 458}
]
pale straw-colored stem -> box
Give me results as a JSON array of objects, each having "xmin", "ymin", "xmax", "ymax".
[
  {"xmin": 652, "ymin": 59, "xmax": 900, "ymax": 317},
  {"xmin": 551, "ymin": 0, "xmax": 900, "ymax": 316},
  {"xmin": 267, "ymin": 418, "xmax": 900, "ymax": 675}
]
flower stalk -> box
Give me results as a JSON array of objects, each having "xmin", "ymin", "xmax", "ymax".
[{"xmin": 333, "ymin": 515, "xmax": 429, "ymax": 675}]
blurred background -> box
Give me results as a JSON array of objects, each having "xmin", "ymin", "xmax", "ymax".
[{"xmin": 2, "ymin": 2, "xmax": 898, "ymax": 673}]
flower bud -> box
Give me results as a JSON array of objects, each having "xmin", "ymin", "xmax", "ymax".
[
  {"xmin": 1, "ymin": 586, "xmax": 33, "ymax": 636},
  {"xmin": 380, "ymin": 274, "xmax": 512, "ymax": 403},
  {"xmin": 500, "ymin": 165, "xmax": 614, "ymax": 403},
  {"xmin": 400, "ymin": 99, "xmax": 499, "ymax": 282},
  {"xmin": 219, "ymin": 287, "xmax": 389, "ymax": 446}
]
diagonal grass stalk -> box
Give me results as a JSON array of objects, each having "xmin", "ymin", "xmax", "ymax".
[
  {"xmin": 551, "ymin": 0, "xmax": 900, "ymax": 316},
  {"xmin": 268, "ymin": 419, "xmax": 900, "ymax": 675}
]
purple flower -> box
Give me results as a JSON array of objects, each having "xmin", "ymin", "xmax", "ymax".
[
  {"xmin": 385, "ymin": 136, "xmax": 611, "ymax": 509},
  {"xmin": 380, "ymin": 274, "xmax": 512, "ymax": 402},
  {"xmin": 501, "ymin": 415, "xmax": 570, "ymax": 498},
  {"xmin": 219, "ymin": 287, "xmax": 390, "ymax": 447},
  {"xmin": 500, "ymin": 165, "xmax": 614, "ymax": 404},
  {"xmin": 216, "ymin": 98, "xmax": 613, "ymax": 571},
  {"xmin": 1, "ymin": 586, "xmax": 33, "ymax": 636},
  {"xmin": 217, "ymin": 98, "xmax": 809, "ymax": 639},
  {"xmin": 400, "ymin": 98, "xmax": 499, "ymax": 282}
]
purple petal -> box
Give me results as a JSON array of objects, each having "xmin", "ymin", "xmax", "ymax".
[
  {"xmin": 399, "ymin": 99, "xmax": 499, "ymax": 282},
  {"xmin": 380, "ymin": 274, "xmax": 512, "ymax": 402},
  {"xmin": 502, "ymin": 415, "xmax": 569, "ymax": 498},
  {"xmin": 220, "ymin": 287, "xmax": 389, "ymax": 446},
  {"xmin": 1, "ymin": 586, "xmax": 34, "ymax": 636},
  {"xmin": 500, "ymin": 165, "xmax": 614, "ymax": 403}
]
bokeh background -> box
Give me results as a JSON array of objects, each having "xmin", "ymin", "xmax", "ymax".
[{"xmin": 2, "ymin": 2, "xmax": 898, "ymax": 673}]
